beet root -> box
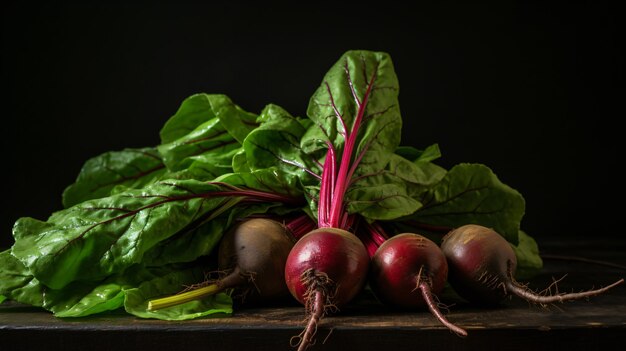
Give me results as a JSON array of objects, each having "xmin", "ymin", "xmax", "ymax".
[
  {"xmin": 217, "ymin": 217, "xmax": 296, "ymax": 301},
  {"xmin": 370, "ymin": 233, "xmax": 467, "ymax": 336},
  {"xmin": 441, "ymin": 224, "xmax": 624, "ymax": 306},
  {"xmin": 148, "ymin": 218, "xmax": 294, "ymax": 310},
  {"xmin": 285, "ymin": 227, "xmax": 369, "ymax": 351}
]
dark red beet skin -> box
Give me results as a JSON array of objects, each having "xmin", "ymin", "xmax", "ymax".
[
  {"xmin": 370, "ymin": 233, "xmax": 447, "ymax": 308},
  {"xmin": 441, "ymin": 224, "xmax": 515, "ymax": 305},
  {"xmin": 370, "ymin": 233, "xmax": 467, "ymax": 336},
  {"xmin": 285, "ymin": 227, "xmax": 369, "ymax": 306},
  {"xmin": 442, "ymin": 224, "xmax": 624, "ymax": 306}
]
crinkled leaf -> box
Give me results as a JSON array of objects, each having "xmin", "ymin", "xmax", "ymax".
[
  {"xmin": 142, "ymin": 216, "xmax": 228, "ymax": 266},
  {"xmin": 231, "ymin": 148, "xmax": 250, "ymax": 173},
  {"xmin": 242, "ymin": 104, "xmax": 318, "ymax": 182},
  {"xmin": 123, "ymin": 266, "xmax": 232, "ymax": 320},
  {"xmin": 165, "ymin": 147, "xmax": 242, "ymax": 181},
  {"xmin": 0, "ymin": 250, "xmax": 125, "ymax": 317},
  {"xmin": 159, "ymin": 94, "xmax": 256, "ymax": 144},
  {"xmin": 512, "ymin": 230, "xmax": 543, "ymax": 279},
  {"xmin": 143, "ymin": 200, "xmax": 286, "ymax": 266},
  {"xmin": 0, "ymin": 249, "xmax": 44, "ymax": 307},
  {"xmin": 216, "ymin": 168, "xmax": 304, "ymax": 199},
  {"xmin": 409, "ymin": 163, "xmax": 525, "ymax": 244},
  {"xmin": 62, "ymin": 147, "xmax": 166, "ymax": 208},
  {"xmin": 395, "ymin": 143, "xmax": 442, "ymax": 163},
  {"xmin": 52, "ymin": 283, "xmax": 126, "ymax": 317},
  {"xmin": 11, "ymin": 180, "xmax": 241, "ymax": 289},
  {"xmin": 386, "ymin": 153, "xmax": 446, "ymax": 196},
  {"xmin": 158, "ymin": 94, "xmax": 256, "ymax": 173},
  {"xmin": 158, "ymin": 117, "xmax": 240, "ymax": 172},
  {"xmin": 303, "ymin": 50, "xmax": 402, "ymax": 173},
  {"xmin": 0, "ymin": 250, "xmax": 228, "ymax": 319},
  {"xmin": 346, "ymin": 171, "xmax": 422, "ymax": 220}
]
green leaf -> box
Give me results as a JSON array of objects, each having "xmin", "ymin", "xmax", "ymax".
[
  {"xmin": 158, "ymin": 116, "xmax": 240, "ymax": 172},
  {"xmin": 158, "ymin": 94, "xmax": 257, "ymax": 174},
  {"xmin": 62, "ymin": 147, "xmax": 166, "ymax": 208},
  {"xmin": 53, "ymin": 284, "xmax": 126, "ymax": 317},
  {"xmin": 216, "ymin": 168, "xmax": 304, "ymax": 199},
  {"xmin": 409, "ymin": 163, "xmax": 525, "ymax": 244},
  {"xmin": 11, "ymin": 180, "xmax": 238, "ymax": 289},
  {"xmin": 512, "ymin": 230, "xmax": 543, "ymax": 280},
  {"xmin": 386, "ymin": 153, "xmax": 446, "ymax": 195},
  {"xmin": 0, "ymin": 249, "xmax": 125, "ymax": 316},
  {"xmin": 142, "ymin": 216, "xmax": 228, "ymax": 266},
  {"xmin": 395, "ymin": 144, "xmax": 442, "ymax": 163},
  {"xmin": 123, "ymin": 266, "xmax": 232, "ymax": 320},
  {"xmin": 165, "ymin": 147, "xmax": 243, "ymax": 181},
  {"xmin": 241, "ymin": 104, "xmax": 317, "ymax": 182},
  {"xmin": 159, "ymin": 94, "xmax": 256, "ymax": 144},
  {"xmin": 0, "ymin": 295, "xmax": 6, "ymax": 304},
  {"xmin": 345, "ymin": 171, "xmax": 422, "ymax": 220},
  {"xmin": 303, "ymin": 50, "xmax": 401, "ymax": 172},
  {"xmin": 0, "ymin": 249, "xmax": 44, "ymax": 307}
]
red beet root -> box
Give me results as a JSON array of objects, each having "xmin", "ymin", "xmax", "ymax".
[
  {"xmin": 285, "ymin": 227, "xmax": 369, "ymax": 351},
  {"xmin": 148, "ymin": 218, "xmax": 295, "ymax": 310},
  {"xmin": 441, "ymin": 224, "xmax": 624, "ymax": 306},
  {"xmin": 370, "ymin": 233, "xmax": 467, "ymax": 336}
]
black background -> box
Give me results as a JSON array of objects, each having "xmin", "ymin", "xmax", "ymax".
[{"xmin": 1, "ymin": 2, "xmax": 622, "ymax": 248}]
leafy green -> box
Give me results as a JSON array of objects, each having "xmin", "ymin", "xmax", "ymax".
[
  {"xmin": 62, "ymin": 147, "xmax": 166, "ymax": 208},
  {"xmin": 303, "ymin": 51, "xmax": 401, "ymax": 165},
  {"xmin": 0, "ymin": 49, "xmax": 543, "ymax": 319},
  {"xmin": 157, "ymin": 94, "xmax": 257, "ymax": 177},
  {"xmin": 0, "ymin": 249, "xmax": 230, "ymax": 319},
  {"xmin": 159, "ymin": 93, "xmax": 257, "ymax": 145},
  {"xmin": 123, "ymin": 266, "xmax": 232, "ymax": 320},
  {"xmin": 407, "ymin": 163, "xmax": 525, "ymax": 244},
  {"xmin": 0, "ymin": 249, "xmax": 125, "ymax": 316},
  {"xmin": 239, "ymin": 104, "xmax": 316, "ymax": 182},
  {"xmin": 512, "ymin": 230, "xmax": 543, "ymax": 279},
  {"xmin": 11, "ymin": 179, "xmax": 282, "ymax": 289},
  {"xmin": 0, "ymin": 249, "xmax": 44, "ymax": 308}
]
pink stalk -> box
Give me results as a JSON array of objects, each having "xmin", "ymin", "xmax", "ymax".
[
  {"xmin": 357, "ymin": 221, "xmax": 390, "ymax": 257},
  {"xmin": 285, "ymin": 214, "xmax": 317, "ymax": 240},
  {"xmin": 326, "ymin": 70, "xmax": 377, "ymax": 228}
]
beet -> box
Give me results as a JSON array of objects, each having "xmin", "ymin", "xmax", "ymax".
[
  {"xmin": 148, "ymin": 218, "xmax": 295, "ymax": 310},
  {"xmin": 441, "ymin": 224, "xmax": 624, "ymax": 306},
  {"xmin": 285, "ymin": 227, "xmax": 369, "ymax": 351},
  {"xmin": 370, "ymin": 233, "xmax": 467, "ymax": 336}
]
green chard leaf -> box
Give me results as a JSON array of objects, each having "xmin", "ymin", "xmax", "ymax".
[
  {"xmin": 216, "ymin": 168, "xmax": 305, "ymax": 200},
  {"xmin": 0, "ymin": 249, "xmax": 125, "ymax": 316},
  {"xmin": 157, "ymin": 94, "xmax": 257, "ymax": 178},
  {"xmin": 303, "ymin": 51, "xmax": 401, "ymax": 168},
  {"xmin": 62, "ymin": 147, "xmax": 166, "ymax": 208},
  {"xmin": 302, "ymin": 51, "xmax": 436, "ymax": 221},
  {"xmin": 1, "ymin": 249, "xmax": 232, "ymax": 319},
  {"xmin": 11, "ymin": 179, "xmax": 277, "ymax": 289},
  {"xmin": 408, "ymin": 163, "xmax": 525, "ymax": 244},
  {"xmin": 512, "ymin": 230, "xmax": 543, "ymax": 279},
  {"xmin": 0, "ymin": 249, "xmax": 44, "ymax": 307},
  {"xmin": 123, "ymin": 265, "xmax": 232, "ymax": 320},
  {"xmin": 159, "ymin": 93, "xmax": 257, "ymax": 144},
  {"xmin": 238, "ymin": 104, "xmax": 317, "ymax": 182}
]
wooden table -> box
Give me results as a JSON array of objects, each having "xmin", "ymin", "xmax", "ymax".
[{"xmin": 1, "ymin": 237, "xmax": 625, "ymax": 351}]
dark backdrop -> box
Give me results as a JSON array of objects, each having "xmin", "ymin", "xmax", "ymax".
[{"xmin": 2, "ymin": 2, "xmax": 622, "ymax": 248}]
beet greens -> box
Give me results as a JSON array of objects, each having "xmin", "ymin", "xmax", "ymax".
[{"xmin": 5, "ymin": 49, "xmax": 611, "ymax": 332}]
